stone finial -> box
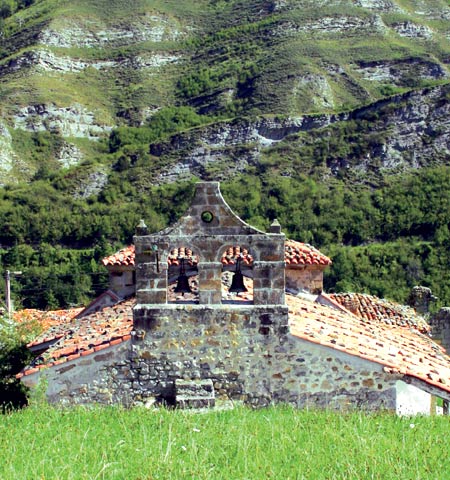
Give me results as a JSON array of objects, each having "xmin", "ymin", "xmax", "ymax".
[
  {"xmin": 407, "ymin": 286, "xmax": 437, "ymax": 314},
  {"xmin": 136, "ymin": 219, "xmax": 148, "ymax": 236},
  {"xmin": 270, "ymin": 219, "xmax": 282, "ymax": 234}
]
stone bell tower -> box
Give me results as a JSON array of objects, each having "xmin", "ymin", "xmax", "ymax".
[{"xmin": 132, "ymin": 181, "xmax": 289, "ymax": 407}]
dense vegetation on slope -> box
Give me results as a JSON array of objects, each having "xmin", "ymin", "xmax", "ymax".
[
  {"xmin": 0, "ymin": 0, "xmax": 449, "ymax": 310},
  {"xmin": 0, "ymin": 164, "xmax": 449, "ymax": 309}
]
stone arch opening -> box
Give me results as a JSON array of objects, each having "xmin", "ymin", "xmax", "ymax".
[
  {"xmin": 167, "ymin": 246, "xmax": 199, "ymax": 304},
  {"xmin": 220, "ymin": 245, "xmax": 254, "ymax": 304}
]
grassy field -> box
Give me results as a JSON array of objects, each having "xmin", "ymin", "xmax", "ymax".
[{"xmin": 0, "ymin": 404, "xmax": 448, "ymax": 480}]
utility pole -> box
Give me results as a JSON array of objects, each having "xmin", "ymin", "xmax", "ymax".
[{"xmin": 5, "ymin": 270, "xmax": 22, "ymax": 319}]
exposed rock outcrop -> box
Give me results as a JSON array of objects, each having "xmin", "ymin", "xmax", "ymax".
[
  {"xmin": 0, "ymin": 122, "xmax": 18, "ymax": 185},
  {"xmin": 72, "ymin": 168, "xmax": 109, "ymax": 199},
  {"xmin": 273, "ymin": 15, "xmax": 386, "ymax": 37},
  {"xmin": 151, "ymin": 84, "xmax": 450, "ymax": 183},
  {"xmin": 38, "ymin": 15, "xmax": 184, "ymax": 48},
  {"xmin": 354, "ymin": 58, "xmax": 448, "ymax": 83},
  {"xmin": 0, "ymin": 50, "xmax": 179, "ymax": 76},
  {"xmin": 354, "ymin": 0, "xmax": 402, "ymax": 12},
  {"xmin": 391, "ymin": 21, "xmax": 433, "ymax": 39},
  {"xmin": 293, "ymin": 74, "xmax": 335, "ymax": 109},
  {"xmin": 13, "ymin": 104, "xmax": 113, "ymax": 140},
  {"xmin": 57, "ymin": 143, "xmax": 84, "ymax": 168}
]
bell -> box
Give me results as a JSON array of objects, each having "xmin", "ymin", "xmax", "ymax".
[
  {"xmin": 229, "ymin": 272, "xmax": 247, "ymax": 293},
  {"xmin": 174, "ymin": 274, "xmax": 192, "ymax": 295},
  {"xmin": 229, "ymin": 257, "xmax": 247, "ymax": 294},
  {"xmin": 174, "ymin": 258, "xmax": 192, "ymax": 295}
]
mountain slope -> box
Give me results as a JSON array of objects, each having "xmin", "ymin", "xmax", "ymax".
[
  {"xmin": 0, "ymin": 0, "xmax": 449, "ymax": 183},
  {"xmin": 0, "ymin": 0, "xmax": 449, "ymax": 309}
]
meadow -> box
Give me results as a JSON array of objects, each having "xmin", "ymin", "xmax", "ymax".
[{"xmin": 0, "ymin": 404, "xmax": 448, "ymax": 480}]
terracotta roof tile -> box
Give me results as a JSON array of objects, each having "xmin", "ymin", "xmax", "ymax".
[
  {"xmin": 287, "ymin": 295, "xmax": 450, "ymax": 394},
  {"xmin": 17, "ymin": 298, "xmax": 134, "ymax": 377},
  {"xmin": 329, "ymin": 292, "xmax": 430, "ymax": 333},
  {"xmin": 14, "ymin": 308, "xmax": 83, "ymax": 333},
  {"xmin": 102, "ymin": 245, "xmax": 136, "ymax": 267},
  {"xmin": 19, "ymin": 295, "xmax": 449, "ymax": 396},
  {"xmin": 102, "ymin": 241, "xmax": 331, "ymax": 268},
  {"xmin": 221, "ymin": 246, "xmax": 254, "ymax": 266},
  {"xmin": 284, "ymin": 239, "xmax": 332, "ymax": 266}
]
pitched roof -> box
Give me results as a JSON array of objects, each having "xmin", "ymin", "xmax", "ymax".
[
  {"xmin": 19, "ymin": 294, "xmax": 450, "ymax": 397},
  {"xmin": 13, "ymin": 308, "xmax": 83, "ymax": 333},
  {"xmin": 284, "ymin": 240, "xmax": 332, "ymax": 266},
  {"xmin": 102, "ymin": 241, "xmax": 331, "ymax": 268},
  {"xmin": 102, "ymin": 245, "xmax": 135, "ymax": 267},
  {"xmin": 328, "ymin": 292, "xmax": 430, "ymax": 334},
  {"xmin": 17, "ymin": 299, "xmax": 133, "ymax": 377},
  {"xmin": 288, "ymin": 295, "xmax": 450, "ymax": 395}
]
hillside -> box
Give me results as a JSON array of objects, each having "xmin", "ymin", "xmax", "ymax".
[
  {"xmin": 0, "ymin": 0, "xmax": 449, "ymax": 182},
  {"xmin": 0, "ymin": 0, "xmax": 449, "ymax": 309}
]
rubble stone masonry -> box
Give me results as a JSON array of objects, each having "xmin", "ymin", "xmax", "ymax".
[
  {"xmin": 26, "ymin": 305, "xmax": 397, "ymax": 410},
  {"xmin": 22, "ymin": 182, "xmax": 398, "ymax": 410},
  {"xmin": 430, "ymin": 308, "xmax": 450, "ymax": 354}
]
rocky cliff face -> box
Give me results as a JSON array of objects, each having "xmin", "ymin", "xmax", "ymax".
[
  {"xmin": 149, "ymin": 84, "xmax": 450, "ymax": 183},
  {"xmin": 0, "ymin": 122, "xmax": 18, "ymax": 186},
  {"xmin": 0, "ymin": 0, "xmax": 448, "ymax": 184}
]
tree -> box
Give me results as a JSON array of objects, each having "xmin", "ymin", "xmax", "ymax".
[
  {"xmin": 0, "ymin": 1, "xmax": 12, "ymax": 18},
  {"xmin": 0, "ymin": 313, "xmax": 39, "ymax": 412}
]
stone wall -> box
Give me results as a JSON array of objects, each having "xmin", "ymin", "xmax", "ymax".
[
  {"xmin": 23, "ymin": 304, "xmax": 398, "ymax": 410},
  {"xmin": 109, "ymin": 267, "xmax": 135, "ymax": 298},
  {"xmin": 21, "ymin": 181, "xmax": 398, "ymax": 410},
  {"xmin": 21, "ymin": 341, "xmax": 133, "ymax": 406},
  {"xmin": 130, "ymin": 303, "xmax": 396, "ymax": 410},
  {"xmin": 430, "ymin": 308, "xmax": 450, "ymax": 354},
  {"xmin": 134, "ymin": 182, "xmax": 286, "ymax": 307},
  {"xmin": 285, "ymin": 266, "xmax": 324, "ymax": 294}
]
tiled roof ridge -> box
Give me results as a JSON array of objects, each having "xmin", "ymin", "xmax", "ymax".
[
  {"xmin": 329, "ymin": 291, "xmax": 430, "ymax": 334},
  {"xmin": 103, "ymin": 241, "xmax": 332, "ymax": 267},
  {"xmin": 17, "ymin": 334, "xmax": 132, "ymax": 378}
]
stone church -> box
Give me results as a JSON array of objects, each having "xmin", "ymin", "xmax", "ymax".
[{"xmin": 19, "ymin": 182, "xmax": 450, "ymax": 415}]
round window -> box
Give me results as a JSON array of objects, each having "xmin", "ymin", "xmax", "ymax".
[{"xmin": 201, "ymin": 211, "xmax": 214, "ymax": 223}]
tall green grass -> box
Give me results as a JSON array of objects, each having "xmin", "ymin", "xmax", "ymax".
[{"xmin": 0, "ymin": 404, "xmax": 448, "ymax": 479}]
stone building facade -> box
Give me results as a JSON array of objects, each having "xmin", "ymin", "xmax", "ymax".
[
  {"xmin": 20, "ymin": 182, "xmax": 450, "ymax": 414},
  {"xmin": 430, "ymin": 308, "xmax": 450, "ymax": 354}
]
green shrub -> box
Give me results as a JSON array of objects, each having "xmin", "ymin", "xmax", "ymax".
[{"xmin": 0, "ymin": 314, "xmax": 38, "ymax": 412}]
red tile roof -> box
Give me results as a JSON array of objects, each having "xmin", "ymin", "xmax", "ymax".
[
  {"xmin": 19, "ymin": 293, "xmax": 450, "ymax": 397},
  {"xmin": 102, "ymin": 245, "xmax": 135, "ymax": 267},
  {"xmin": 13, "ymin": 308, "xmax": 83, "ymax": 339},
  {"xmin": 17, "ymin": 299, "xmax": 134, "ymax": 377},
  {"xmin": 328, "ymin": 292, "xmax": 430, "ymax": 334},
  {"xmin": 167, "ymin": 247, "xmax": 198, "ymax": 266},
  {"xmin": 102, "ymin": 241, "xmax": 331, "ymax": 268},
  {"xmin": 222, "ymin": 246, "xmax": 254, "ymax": 266},
  {"xmin": 288, "ymin": 295, "xmax": 450, "ymax": 395},
  {"xmin": 285, "ymin": 240, "xmax": 332, "ymax": 266}
]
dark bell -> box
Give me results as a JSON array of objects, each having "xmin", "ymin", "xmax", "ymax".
[
  {"xmin": 174, "ymin": 274, "xmax": 192, "ymax": 295},
  {"xmin": 229, "ymin": 272, "xmax": 247, "ymax": 294},
  {"xmin": 174, "ymin": 257, "xmax": 192, "ymax": 295}
]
